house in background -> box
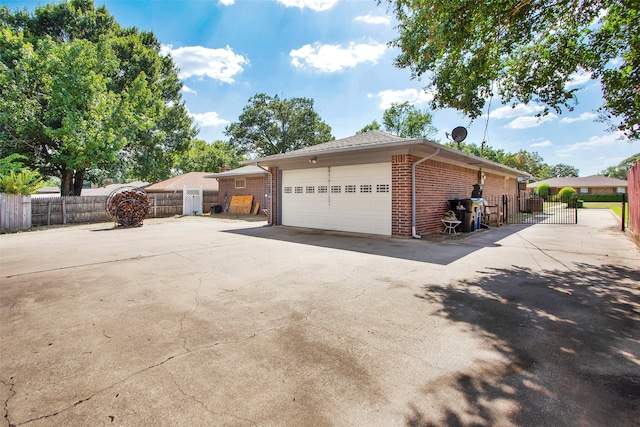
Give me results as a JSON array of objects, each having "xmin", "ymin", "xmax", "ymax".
[
  {"xmin": 527, "ymin": 175, "xmax": 628, "ymax": 196},
  {"xmin": 249, "ymin": 130, "xmax": 529, "ymax": 237},
  {"xmin": 145, "ymin": 172, "xmax": 219, "ymax": 213},
  {"xmin": 206, "ymin": 165, "xmax": 269, "ymax": 213}
]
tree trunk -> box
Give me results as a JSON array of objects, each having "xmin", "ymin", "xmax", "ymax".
[
  {"xmin": 73, "ymin": 170, "xmax": 84, "ymax": 196},
  {"xmin": 61, "ymin": 169, "xmax": 73, "ymax": 196}
]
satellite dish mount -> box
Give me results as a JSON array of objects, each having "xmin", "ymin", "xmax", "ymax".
[{"xmin": 445, "ymin": 126, "xmax": 468, "ymax": 150}]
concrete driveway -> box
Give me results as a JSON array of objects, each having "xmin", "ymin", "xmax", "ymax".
[{"xmin": 1, "ymin": 210, "xmax": 638, "ymax": 426}]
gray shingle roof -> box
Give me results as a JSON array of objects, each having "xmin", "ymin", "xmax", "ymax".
[
  {"xmin": 527, "ymin": 175, "xmax": 628, "ymax": 188},
  {"xmin": 248, "ymin": 130, "xmax": 411, "ymax": 162},
  {"xmin": 205, "ymin": 165, "xmax": 268, "ymax": 178}
]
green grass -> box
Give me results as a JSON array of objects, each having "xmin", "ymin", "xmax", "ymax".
[{"xmin": 582, "ymin": 201, "xmax": 628, "ymax": 219}]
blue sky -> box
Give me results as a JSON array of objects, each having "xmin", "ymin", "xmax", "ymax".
[{"xmin": 5, "ymin": 0, "xmax": 638, "ymax": 176}]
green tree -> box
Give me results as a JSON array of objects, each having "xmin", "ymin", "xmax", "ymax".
[
  {"xmin": 356, "ymin": 120, "xmax": 382, "ymax": 134},
  {"xmin": 385, "ymin": 0, "xmax": 640, "ymax": 139},
  {"xmin": 502, "ymin": 150, "xmax": 546, "ymax": 177},
  {"xmin": 173, "ymin": 140, "xmax": 244, "ymax": 174},
  {"xmin": 0, "ymin": 0, "xmax": 196, "ymax": 195},
  {"xmin": 225, "ymin": 93, "xmax": 333, "ymax": 157},
  {"xmin": 443, "ymin": 141, "xmax": 507, "ymax": 164},
  {"xmin": 382, "ymin": 101, "xmax": 437, "ymax": 138},
  {"xmin": 538, "ymin": 163, "xmax": 580, "ymax": 179},
  {"xmin": 600, "ymin": 153, "xmax": 640, "ymax": 179}
]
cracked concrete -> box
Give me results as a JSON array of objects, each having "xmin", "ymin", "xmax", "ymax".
[{"xmin": 1, "ymin": 212, "xmax": 639, "ymax": 426}]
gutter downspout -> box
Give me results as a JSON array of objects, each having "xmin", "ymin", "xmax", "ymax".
[
  {"xmin": 256, "ymin": 162, "xmax": 273, "ymax": 225},
  {"xmin": 412, "ymin": 148, "xmax": 440, "ymax": 238}
]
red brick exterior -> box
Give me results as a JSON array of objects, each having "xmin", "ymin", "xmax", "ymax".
[
  {"xmin": 547, "ymin": 186, "xmax": 624, "ymax": 195},
  {"xmin": 217, "ymin": 175, "xmax": 267, "ymax": 214},
  {"xmin": 392, "ymin": 155, "xmax": 414, "ymax": 236},
  {"xmin": 394, "ymin": 158, "xmax": 517, "ymax": 237},
  {"xmin": 268, "ymin": 167, "xmax": 278, "ymax": 225},
  {"xmin": 267, "ymin": 158, "xmax": 517, "ymax": 237}
]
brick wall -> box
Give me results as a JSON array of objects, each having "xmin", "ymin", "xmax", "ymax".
[
  {"xmin": 269, "ymin": 167, "xmax": 278, "ymax": 225},
  {"xmin": 217, "ymin": 176, "xmax": 267, "ymax": 213},
  {"xmin": 413, "ymin": 160, "xmax": 517, "ymax": 235},
  {"xmin": 392, "ymin": 155, "xmax": 414, "ymax": 236}
]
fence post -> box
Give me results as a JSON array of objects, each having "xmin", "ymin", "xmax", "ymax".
[
  {"xmin": 621, "ymin": 193, "xmax": 626, "ymax": 232},
  {"xmin": 502, "ymin": 194, "xmax": 508, "ymax": 224}
]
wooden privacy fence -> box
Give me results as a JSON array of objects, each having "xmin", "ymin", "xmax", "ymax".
[
  {"xmin": 29, "ymin": 192, "xmax": 218, "ymax": 227},
  {"xmin": 0, "ymin": 193, "xmax": 32, "ymax": 233}
]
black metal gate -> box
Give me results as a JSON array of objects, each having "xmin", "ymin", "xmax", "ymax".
[{"xmin": 483, "ymin": 194, "xmax": 578, "ymax": 225}]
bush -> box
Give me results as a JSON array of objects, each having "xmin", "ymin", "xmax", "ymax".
[
  {"xmin": 0, "ymin": 169, "xmax": 45, "ymax": 195},
  {"xmin": 558, "ymin": 187, "xmax": 577, "ymax": 203},
  {"xmin": 577, "ymin": 194, "xmax": 625, "ymax": 202},
  {"xmin": 536, "ymin": 183, "xmax": 550, "ymax": 199}
]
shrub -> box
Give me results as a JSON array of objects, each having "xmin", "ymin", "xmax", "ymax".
[
  {"xmin": 0, "ymin": 169, "xmax": 45, "ymax": 195},
  {"xmin": 577, "ymin": 194, "xmax": 625, "ymax": 202},
  {"xmin": 536, "ymin": 183, "xmax": 550, "ymax": 199},
  {"xmin": 558, "ymin": 187, "xmax": 577, "ymax": 203}
]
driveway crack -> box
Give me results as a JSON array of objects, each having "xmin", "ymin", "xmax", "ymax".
[
  {"xmin": 178, "ymin": 287, "xmax": 201, "ymax": 351},
  {"xmin": 1, "ymin": 377, "xmax": 16, "ymax": 427},
  {"xmin": 162, "ymin": 367, "xmax": 257, "ymax": 426},
  {"xmin": 9, "ymin": 314, "xmax": 311, "ymax": 425}
]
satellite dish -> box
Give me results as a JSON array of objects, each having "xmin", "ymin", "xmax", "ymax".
[{"xmin": 451, "ymin": 126, "xmax": 467, "ymax": 143}]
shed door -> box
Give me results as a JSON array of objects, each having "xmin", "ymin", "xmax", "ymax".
[{"xmin": 281, "ymin": 163, "xmax": 391, "ymax": 235}]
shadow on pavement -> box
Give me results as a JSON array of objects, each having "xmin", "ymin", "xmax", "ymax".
[
  {"xmin": 222, "ymin": 224, "xmax": 533, "ymax": 265},
  {"xmin": 407, "ymin": 262, "xmax": 640, "ymax": 426}
]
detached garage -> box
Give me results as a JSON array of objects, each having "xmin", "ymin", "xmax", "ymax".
[
  {"xmin": 249, "ymin": 130, "xmax": 528, "ymax": 238},
  {"xmin": 282, "ymin": 163, "xmax": 391, "ymax": 235}
]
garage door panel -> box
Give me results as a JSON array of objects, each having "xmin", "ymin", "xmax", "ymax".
[{"xmin": 282, "ymin": 163, "xmax": 391, "ymax": 235}]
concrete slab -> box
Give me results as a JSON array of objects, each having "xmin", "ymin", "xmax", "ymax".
[{"xmin": 1, "ymin": 210, "xmax": 638, "ymax": 426}]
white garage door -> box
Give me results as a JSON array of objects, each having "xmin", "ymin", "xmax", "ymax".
[{"xmin": 282, "ymin": 162, "xmax": 391, "ymax": 235}]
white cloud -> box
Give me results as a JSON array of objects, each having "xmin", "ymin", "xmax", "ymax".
[
  {"xmin": 375, "ymin": 88, "xmax": 435, "ymax": 109},
  {"xmin": 189, "ymin": 111, "xmax": 229, "ymax": 127},
  {"xmin": 180, "ymin": 85, "xmax": 197, "ymax": 95},
  {"xmin": 489, "ymin": 103, "xmax": 545, "ymax": 119},
  {"xmin": 290, "ymin": 41, "xmax": 386, "ymax": 72},
  {"xmin": 555, "ymin": 131, "xmax": 627, "ymax": 154},
  {"xmin": 219, "ymin": 0, "xmax": 234, "ymax": 5},
  {"xmin": 162, "ymin": 45, "xmax": 248, "ymax": 83},
  {"xmin": 277, "ymin": 0, "xmax": 339, "ymax": 11},
  {"xmin": 505, "ymin": 114, "xmax": 556, "ymax": 129},
  {"xmin": 354, "ymin": 14, "xmax": 390, "ymax": 25},
  {"xmin": 530, "ymin": 140, "xmax": 553, "ymax": 147},
  {"xmin": 559, "ymin": 112, "xmax": 598, "ymax": 123},
  {"xmin": 566, "ymin": 69, "xmax": 592, "ymax": 88}
]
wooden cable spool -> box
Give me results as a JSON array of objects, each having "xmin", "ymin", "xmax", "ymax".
[{"xmin": 105, "ymin": 186, "xmax": 150, "ymax": 227}]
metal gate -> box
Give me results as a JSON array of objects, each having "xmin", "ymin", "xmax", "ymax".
[{"xmin": 484, "ymin": 194, "xmax": 578, "ymax": 225}]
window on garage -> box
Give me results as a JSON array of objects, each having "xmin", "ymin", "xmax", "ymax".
[{"xmin": 235, "ymin": 179, "xmax": 246, "ymax": 189}]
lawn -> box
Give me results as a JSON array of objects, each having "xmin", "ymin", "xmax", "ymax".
[{"xmin": 582, "ymin": 201, "xmax": 628, "ymax": 219}]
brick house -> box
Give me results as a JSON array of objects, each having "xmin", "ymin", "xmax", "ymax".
[
  {"xmin": 207, "ymin": 165, "xmax": 269, "ymax": 213},
  {"xmin": 247, "ymin": 130, "xmax": 528, "ymax": 237},
  {"xmin": 527, "ymin": 175, "xmax": 628, "ymax": 196}
]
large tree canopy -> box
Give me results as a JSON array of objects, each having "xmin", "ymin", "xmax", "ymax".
[
  {"xmin": 386, "ymin": 0, "xmax": 639, "ymax": 139},
  {"xmin": 600, "ymin": 153, "xmax": 640, "ymax": 179},
  {"xmin": 173, "ymin": 140, "xmax": 244, "ymax": 174},
  {"xmin": 225, "ymin": 93, "xmax": 334, "ymax": 157},
  {"xmin": 0, "ymin": 0, "xmax": 196, "ymax": 195},
  {"xmin": 444, "ymin": 141, "xmax": 580, "ymax": 179},
  {"xmin": 382, "ymin": 101, "xmax": 437, "ymax": 138}
]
